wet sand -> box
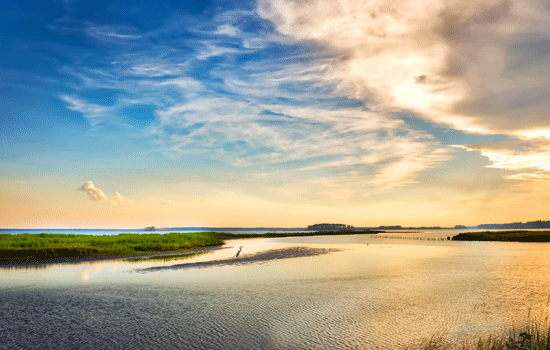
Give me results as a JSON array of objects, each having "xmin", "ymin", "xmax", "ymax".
[{"xmin": 137, "ymin": 246, "xmax": 343, "ymax": 272}]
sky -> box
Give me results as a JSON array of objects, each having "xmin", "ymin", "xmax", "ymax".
[{"xmin": 2, "ymin": 0, "xmax": 550, "ymax": 229}]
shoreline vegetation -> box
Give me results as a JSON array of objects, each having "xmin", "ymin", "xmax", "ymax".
[
  {"xmin": 0, "ymin": 230, "xmax": 381, "ymax": 266},
  {"xmin": 407, "ymin": 308, "xmax": 550, "ymax": 350},
  {"xmin": 214, "ymin": 229, "xmax": 382, "ymax": 239},
  {"xmin": 452, "ymin": 231, "xmax": 550, "ymax": 242}
]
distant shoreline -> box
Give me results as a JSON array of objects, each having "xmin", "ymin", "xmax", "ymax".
[
  {"xmin": 452, "ymin": 230, "xmax": 550, "ymax": 242},
  {"xmin": 4, "ymin": 223, "xmax": 550, "ymax": 234},
  {"xmin": 0, "ymin": 230, "xmax": 382, "ymax": 267}
]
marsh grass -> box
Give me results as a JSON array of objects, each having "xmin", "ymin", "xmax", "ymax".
[
  {"xmin": 406, "ymin": 305, "xmax": 550, "ymax": 350},
  {"xmin": 0, "ymin": 232, "xmax": 223, "ymax": 262},
  {"xmin": 0, "ymin": 230, "xmax": 380, "ymax": 264}
]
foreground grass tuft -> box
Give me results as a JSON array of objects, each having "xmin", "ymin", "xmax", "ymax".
[{"xmin": 406, "ymin": 309, "xmax": 550, "ymax": 350}]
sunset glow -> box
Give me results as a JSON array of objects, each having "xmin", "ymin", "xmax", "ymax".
[{"xmin": 2, "ymin": 0, "xmax": 550, "ymax": 228}]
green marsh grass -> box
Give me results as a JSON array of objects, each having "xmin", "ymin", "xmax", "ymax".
[
  {"xmin": 0, "ymin": 230, "xmax": 381, "ymax": 264},
  {"xmin": 0, "ymin": 232, "xmax": 223, "ymax": 263}
]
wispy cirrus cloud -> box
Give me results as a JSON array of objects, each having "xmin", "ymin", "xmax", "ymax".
[
  {"xmin": 48, "ymin": 19, "xmax": 143, "ymax": 45},
  {"xmin": 61, "ymin": 95, "xmax": 112, "ymax": 126},
  {"xmin": 148, "ymin": 97, "xmax": 448, "ymax": 192},
  {"xmin": 85, "ymin": 24, "xmax": 142, "ymax": 41},
  {"xmin": 128, "ymin": 63, "xmax": 181, "ymax": 77},
  {"xmin": 213, "ymin": 24, "xmax": 241, "ymax": 37},
  {"xmin": 506, "ymin": 173, "xmax": 550, "ymax": 181},
  {"xmin": 160, "ymin": 199, "xmax": 180, "ymax": 206},
  {"xmin": 57, "ymin": 5, "xmax": 450, "ymax": 198}
]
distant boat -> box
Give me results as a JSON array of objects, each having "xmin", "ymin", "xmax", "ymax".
[{"xmin": 144, "ymin": 226, "xmax": 156, "ymax": 231}]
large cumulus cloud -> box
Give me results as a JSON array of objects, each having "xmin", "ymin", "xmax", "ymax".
[{"xmin": 258, "ymin": 0, "xmax": 550, "ymax": 137}]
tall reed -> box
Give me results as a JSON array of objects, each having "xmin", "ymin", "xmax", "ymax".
[{"xmin": 406, "ymin": 303, "xmax": 550, "ymax": 350}]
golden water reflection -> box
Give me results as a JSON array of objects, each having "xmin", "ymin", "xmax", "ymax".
[{"xmin": 2, "ymin": 232, "xmax": 550, "ymax": 349}]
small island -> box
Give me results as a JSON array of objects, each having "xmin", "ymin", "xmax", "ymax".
[
  {"xmin": 452, "ymin": 230, "xmax": 550, "ymax": 242},
  {"xmin": 307, "ymin": 223, "xmax": 355, "ymax": 231}
]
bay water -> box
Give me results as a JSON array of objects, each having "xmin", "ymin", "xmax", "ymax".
[{"xmin": 2, "ymin": 230, "xmax": 550, "ymax": 349}]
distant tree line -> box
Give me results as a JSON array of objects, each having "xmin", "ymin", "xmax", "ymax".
[
  {"xmin": 307, "ymin": 223, "xmax": 355, "ymax": 230},
  {"xmin": 455, "ymin": 220, "xmax": 550, "ymax": 230}
]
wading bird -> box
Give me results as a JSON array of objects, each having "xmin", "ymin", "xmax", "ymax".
[{"xmin": 236, "ymin": 246, "xmax": 244, "ymax": 257}]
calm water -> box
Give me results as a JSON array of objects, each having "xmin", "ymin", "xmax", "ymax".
[{"xmin": 2, "ymin": 230, "xmax": 550, "ymax": 349}]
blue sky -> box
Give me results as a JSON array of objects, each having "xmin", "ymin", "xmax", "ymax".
[{"xmin": 2, "ymin": 0, "xmax": 550, "ymax": 228}]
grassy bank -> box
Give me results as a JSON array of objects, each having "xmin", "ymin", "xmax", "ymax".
[
  {"xmin": 0, "ymin": 232, "xmax": 224, "ymax": 263},
  {"xmin": 0, "ymin": 229, "xmax": 382, "ymax": 264},
  {"xmin": 452, "ymin": 231, "xmax": 550, "ymax": 242},
  {"xmin": 406, "ymin": 316, "xmax": 550, "ymax": 350}
]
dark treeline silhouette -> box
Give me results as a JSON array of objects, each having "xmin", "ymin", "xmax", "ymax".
[
  {"xmin": 452, "ymin": 231, "xmax": 550, "ymax": 242},
  {"xmin": 216, "ymin": 230, "xmax": 382, "ymax": 239},
  {"xmin": 474, "ymin": 220, "xmax": 550, "ymax": 229},
  {"xmin": 307, "ymin": 223, "xmax": 355, "ymax": 230}
]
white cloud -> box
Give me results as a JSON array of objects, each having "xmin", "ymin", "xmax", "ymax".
[
  {"xmin": 149, "ymin": 95, "xmax": 449, "ymax": 191},
  {"xmin": 505, "ymin": 173, "xmax": 550, "ymax": 181},
  {"xmin": 61, "ymin": 95, "xmax": 111, "ymax": 126},
  {"xmin": 128, "ymin": 64, "xmax": 179, "ymax": 77},
  {"xmin": 113, "ymin": 191, "xmax": 134, "ymax": 204},
  {"xmin": 158, "ymin": 78, "xmax": 204, "ymax": 91},
  {"xmin": 85, "ymin": 24, "xmax": 142, "ymax": 41},
  {"xmin": 454, "ymin": 139, "xmax": 550, "ymax": 174},
  {"xmin": 59, "ymin": 7, "xmax": 452, "ymax": 198},
  {"xmin": 213, "ymin": 24, "xmax": 241, "ymax": 36},
  {"xmin": 77, "ymin": 181, "xmax": 133, "ymax": 203},
  {"xmin": 77, "ymin": 181, "xmax": 108, "ymax": 201},
  {"xmin": 160, "ymin": 199, "xmax": 180, "ymax": 206},
  {"xmin": 257, "ymin": 0, "xmax": 550, "ymax": 136},
  {"xmin": 195, "ymin": 41, "xmax": 241, "ymax": 60}
]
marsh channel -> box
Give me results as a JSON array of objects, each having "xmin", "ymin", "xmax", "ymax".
[{"xmin": 2, "ymin": 229, "xmax": 550, "ymax": 349}]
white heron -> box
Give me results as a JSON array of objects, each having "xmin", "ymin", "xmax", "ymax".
[{"xmin": 236, "ymin": 246, "xmax": 244, "ymax": 257}]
